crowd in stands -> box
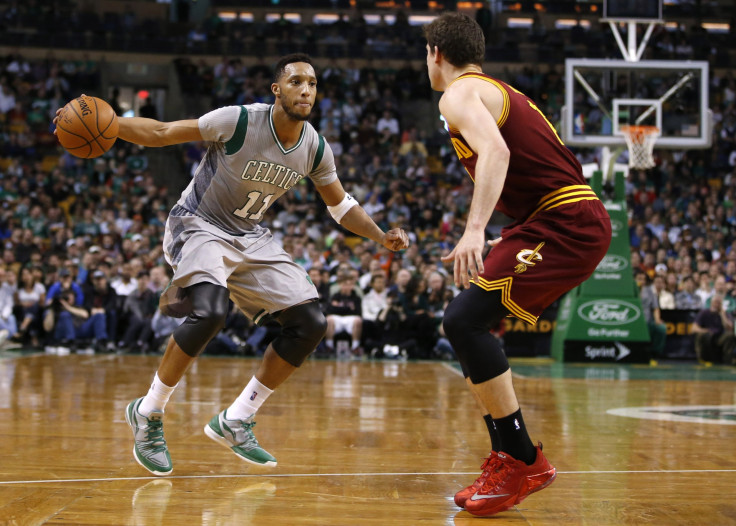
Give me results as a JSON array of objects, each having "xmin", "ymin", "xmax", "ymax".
[{"xmin": 0, "ymin": 5, "xmax": 735, "ymax": 362}]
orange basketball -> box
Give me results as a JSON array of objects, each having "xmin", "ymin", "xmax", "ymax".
[{"xmin": 56, "ymin": 95, "xmax": 119, "ymax": 159}]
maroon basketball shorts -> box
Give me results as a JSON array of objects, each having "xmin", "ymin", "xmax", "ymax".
[{"xmin": 474, "ymin": 199, "xmax": 611, "ymax": 325}]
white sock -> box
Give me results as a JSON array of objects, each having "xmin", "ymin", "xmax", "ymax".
[
  {"xmin": 351, "ymin": 340, "xmax": 359, "ymax": 350},
  {"xmin": 226, "ymin": 376, "xmax": 273, "ymax": 420},
  {"xmin": 138, "ymin": 373, "xmax": 178, "ymax": 417}
]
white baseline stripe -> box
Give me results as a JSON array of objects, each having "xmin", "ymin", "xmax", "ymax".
[
  {"xmin": 608, "ymin": 405, "xmax": 736, "ymax": 425},
  {"xmin": 2, "ymin": 469, "xmax": 735, "ymax": 486}
]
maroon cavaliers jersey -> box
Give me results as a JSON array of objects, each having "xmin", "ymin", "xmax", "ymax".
[{"xmin": 446, "ymin": 72, "xmax": 597, "ymax": 221}]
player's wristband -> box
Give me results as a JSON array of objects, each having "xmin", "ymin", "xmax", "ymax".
[{"xmin": 327, "ymin": 193, "xmax": 359, "ymax": 223}]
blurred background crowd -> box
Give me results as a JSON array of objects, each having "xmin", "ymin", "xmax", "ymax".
[{"xmin": 0, "ymin": 0, "xmax": 735, "ymax": 361}]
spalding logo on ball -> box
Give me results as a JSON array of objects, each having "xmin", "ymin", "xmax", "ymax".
[{"xmin": 56, "ymin": 95, "xmax": 119, "ymax": 159}]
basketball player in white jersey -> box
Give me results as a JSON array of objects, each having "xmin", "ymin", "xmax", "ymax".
[{"xmin": 56, "ymin": 54, "xmax": 409, "ymax": 475}]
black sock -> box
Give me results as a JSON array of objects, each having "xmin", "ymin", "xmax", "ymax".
[
  {"xmin": 493, "ymin": 409, "xmax": 537, "ymax": 465},
  {"xmin": 483, "ymin": 414, "xmax": 501, "ymax": 452}
]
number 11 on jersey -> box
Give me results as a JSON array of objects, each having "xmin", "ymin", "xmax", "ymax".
[{"xmin": 233, "ymin": 191, "xmax": 274, "ymax": 221}]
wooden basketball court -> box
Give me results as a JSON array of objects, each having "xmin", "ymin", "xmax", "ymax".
[{"xmin": 1, "ymin": 352, "xmax": 735, "ymax": 525}]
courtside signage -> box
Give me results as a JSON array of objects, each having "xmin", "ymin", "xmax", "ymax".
[
  {"xmin": 592, "ymin": 254, "xmax": 629, "ymax": 281},
  {"xmin": 577, "ymin": 299, "xmax": 641, "ymax": 326}
]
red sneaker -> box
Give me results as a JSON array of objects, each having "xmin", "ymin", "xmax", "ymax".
[
  {"xmin": 464, "ymin": 444, "xmax": 556, "ymax": 517},
  {"xmin": 454, "ymin": 452, "xmax": 500, "ymax": 508}
]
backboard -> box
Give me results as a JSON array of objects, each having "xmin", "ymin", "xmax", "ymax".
[{"xmin": 562, "ymin": 59, "xmax": 711, "ymax": 149}]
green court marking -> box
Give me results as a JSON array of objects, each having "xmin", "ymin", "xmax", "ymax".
[{"xmin": 451, "ymin": 358, "xmax": 736, "ymax": 381}]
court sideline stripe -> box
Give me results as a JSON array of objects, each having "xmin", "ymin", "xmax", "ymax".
[{"xmin": 1, "ymin": 469, "xmax": 735, "ymax": 485}]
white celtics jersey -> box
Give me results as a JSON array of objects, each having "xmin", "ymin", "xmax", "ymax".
[{"xmin": 173, "ymin": 103, "xmax": 337, "ymax": 236}]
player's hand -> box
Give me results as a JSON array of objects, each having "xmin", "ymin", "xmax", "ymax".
[
  {"xmin": 441, "ymin": 230, "xmax": 496, "ymax": 289},
  {"xmin": 52, "ymin": 94, "xmax": 86, "ymax": 134},
  {"xmin": 381, "ymin": 228, "xmax": 409, "ymax": 252},
  {"xmin": 487, "ymin": 236, "xmax": 502, "ymax": 248},
  {"xmin": 52, "ymin": 107, "xmax": 62, "ymax": 134}
]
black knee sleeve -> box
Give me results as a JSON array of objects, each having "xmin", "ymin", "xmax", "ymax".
[
  {"xmin": 443, "ymin": 287, "xmax": 510, "ymax": 384},
  {"xmin": 272, "ymin": 301, "xmax": 327, "ymax": 367},
  {"xmin": 173, "ymin": 283, "xmax": 230, "ymax": 357}
]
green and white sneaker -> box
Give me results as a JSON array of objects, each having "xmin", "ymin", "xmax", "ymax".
[
  {"xmin": 125, "ymin": 398, "xmax": 173, "ymax": 476},
  {"xmin": 204, "ymin": 410, "xmax": 277, "ymax": 467}
]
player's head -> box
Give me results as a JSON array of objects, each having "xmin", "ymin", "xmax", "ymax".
[
  {"xmin": 423, "ymin": 13, "xmax": 485, "ymax": 68},
  {"xmin": 272, "ymin": 53, "xmax": 317, "ymax": 122}
]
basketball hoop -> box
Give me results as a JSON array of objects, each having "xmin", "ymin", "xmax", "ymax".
[{"xmin": 621, "ymin": 125, "xmax": 660, "ymax": 169}]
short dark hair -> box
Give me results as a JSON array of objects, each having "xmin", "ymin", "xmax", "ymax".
[
  {"xmin": 423, "ymin": 13, "xmax": 485, "ymax": 67},
  {"xmin": 370, "ymin": 273, "xmax": 386, "ymax": 284},
  {"xmin": 273, "ymin": 53, "xmax": 314, "ymax": 82}
]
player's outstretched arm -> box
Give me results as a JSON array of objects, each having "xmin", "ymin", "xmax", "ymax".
[
  {"xmin": 52, "ymin": 101, "xmax": 203, "ymax": 148},
  {"xmin": 316, "ymin": 181, "xmax": 409, "ymax": 252},
  {"xmin": 117, "ymin": 117, "xmax": 202, "ymax": 147}
]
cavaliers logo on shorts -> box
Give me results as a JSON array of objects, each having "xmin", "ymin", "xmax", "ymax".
[{"xmin": 514, "ymin": 242, "xmax": 545, "ymax": 274}]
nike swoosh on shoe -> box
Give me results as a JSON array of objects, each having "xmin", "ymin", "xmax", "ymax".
[{"xmin": 469, "ymin": 493, "xmax": 514, "ymax": 501}]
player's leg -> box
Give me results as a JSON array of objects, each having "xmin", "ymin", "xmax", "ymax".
[
  {"xmin": 205, "ymin": 300, "xmax": 326, "ymax": 466},
  {"xmin": 349, "ymin": 316, "xmax": 363, "ymax": 354},
  {"xmin": 127, "ymin": 282, "xmax": 230, "ymax": 475},
  {"xmin": 452, "ymin": 374, "xmax": 503, "ymax": 508},
  {"xmin": 205, "ymin": 239, "xmax": 325, "ymax": 466},
  {"xmin": 443, "ymin": 287, "xmax": 555, "ymax": 515}
]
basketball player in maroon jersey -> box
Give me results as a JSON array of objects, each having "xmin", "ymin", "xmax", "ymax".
[{"xmin": 424, "ymin": 13, "xmax": 611, "ymax": 517}]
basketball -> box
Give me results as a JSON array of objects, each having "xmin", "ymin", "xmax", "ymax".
[{"xmin": 56, "ymin": 95, "xmax": 119, "ymax": 159}]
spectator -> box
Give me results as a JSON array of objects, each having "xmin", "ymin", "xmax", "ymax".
[
  {"xmin": 427, "ymin": 271, "xmax": 454, "ymax": 321},
  {"xmin": 111, "ymin": 262, "xmax": 138, "ymax": 297},
  {"xmin": 692, "ymin": 294, "xmax": 736, "ymax": 364},
  {"xmin": 139, "ymin": 97, "xmax": 158, "ymax": 120},
  {"xmin": 398, "ymin": 273, "xmax": 435, "ymax": 358},
  {"xmin": 704, "ymin": 275, "xmax": 736, "ymax": 313},
  {"xmin": 376, "ymin": 109, "xmax": 400, "ymax": 137},
  {"xmin": 79, "ymin": 270, "xmax": 118, "ymax": 351},
  {"xmin": 373, "ymin": 287, "xmax": 410, "ymax": 358},
  {"xmin": 45, "ymin": 267, "xmax": 84, "ymax": 311},
  {"xmin": 653, "ymin": 274, "xmax": 675, "ymax": 310},
  {"xmin": 635, "ymin": 270, "xmax": 666, "ymax": 357},
  {"xmin": 694, "ymin": 272, "xmax": 713, "ymax": 306},
  {"xmin": 675, "ymin": 275, "xmax": 702, "ymax": 310},
  {"xmin": 119, "ymin": 270, "xmax": 157, "ymax": 352},
  {"xmin": 0, "ymin": 79, "xmax": 16, "ymax": 115},
  {"xmin": 48, "ymin": 288, "xmax": 87, "ymax": 353},
  {"xmin": 389, "ymin": 268, "xmax": 412, "ymax": 296},
  {"xmin": 361, "ymin": 272, "xmax": 389, "ymax": 352},
  {"xmin": 150, "ymin": 308, "xmax": 185, "ymax": 353},
  {"xmin": 14, "ymin": 266, "xmax": 45, "ymax": 346},
  {"xmin": 325, "ymin": 273, "xmax": 363, "ymax": 356},
  {"xmin": 0, "ymin": 266, "xmax": 17, "ymax": 346},
  {"xmin": 146, "ymin": 264, "xmax": 168, "ymax": 295},
  {"xmin": 307, "ymin": 266, "xmax": 330, "ymax": 312}
]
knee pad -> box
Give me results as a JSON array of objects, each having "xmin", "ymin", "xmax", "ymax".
[
  {"xmin": 272, "ymin": 301, "xmax": 327, "ymax": 367},
  {"xmin": 443, "ymin": 287, "xmax": 511, "ymax": 384},
  {"xmin": 173, "ymin": 283, "xmax": 230, "ymax": 357}
]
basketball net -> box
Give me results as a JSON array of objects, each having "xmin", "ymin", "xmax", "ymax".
[{"xmin": 621, "ymin": 125, "xmax": 660, "ymax": 169}]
